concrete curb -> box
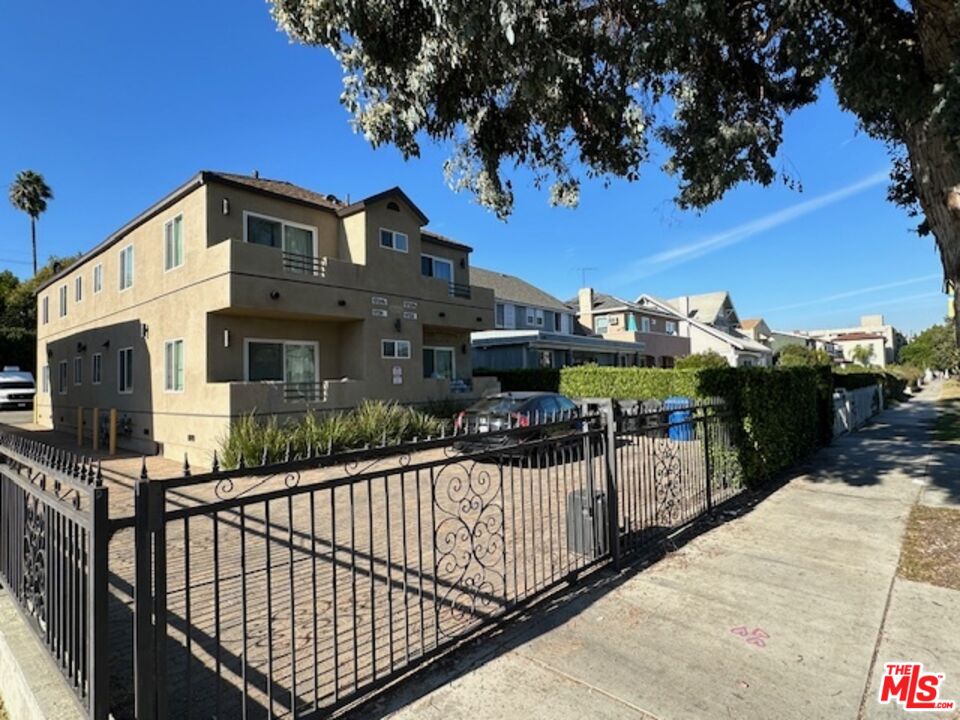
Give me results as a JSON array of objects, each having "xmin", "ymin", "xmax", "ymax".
[{"xmin": 0, "ymin": 585, "xmax": 85, "ymax": 720}]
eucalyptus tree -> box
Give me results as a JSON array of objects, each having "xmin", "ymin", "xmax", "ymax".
[{"xmin": 8, "ymin": 170, "xmax": 53, "ymax": 275}]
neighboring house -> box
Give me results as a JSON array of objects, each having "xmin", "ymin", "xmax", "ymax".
[
  {"xmin": 637, "ymin": 294, "xmax": 773, "ymax": 367},
  {"xmin": 797, "ymin": 315, "xmax": 905, "ymax": 366},
  {"xmin": 470, "ymin": 271, "xmax": 651, "ymax": 368},
  {"xmin": 34, "ymin": 171, "xmax": 497, "ymax": 461},
  {"xmin": 573, "ymin": 289, "xmax": 690, "ymax": 367},
  {"xmin": 737, "ymin": 318, "xmax": 773, "ymax": 345},
  {"xmin": 824, "ymin": 332, "xmax": 888, "ymax": 367}
]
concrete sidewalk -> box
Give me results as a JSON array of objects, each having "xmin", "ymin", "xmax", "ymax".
[{"xmin": 362, "ymin": 382, "xmax": 959, "ymax": 720}]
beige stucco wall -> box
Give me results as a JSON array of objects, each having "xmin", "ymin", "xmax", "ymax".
[{"xmin": 35, "ymin": 178, "xmax": 495, "ymax": 465}]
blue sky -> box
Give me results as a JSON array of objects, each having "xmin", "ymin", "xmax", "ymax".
[{"xmin": 0, "ymin": 1, "xmax": 949, "ymax": 334}]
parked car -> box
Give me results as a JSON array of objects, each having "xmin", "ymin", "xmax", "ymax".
[
  {"xmin": 453, "ymin": 391, "xmax": 581, "ymax": 456},
  {"xmin": 0, "ymin": 367, "xmax": 35, "ymax": 409}
]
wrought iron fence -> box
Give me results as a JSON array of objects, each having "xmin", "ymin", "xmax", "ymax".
[
  {"xmin": 0, "ymin": 433, "xmax": 109, "ymax": 719},
  {"xmin": 0, "ymin": 397, "xmax": 742, "ymax": 720}
]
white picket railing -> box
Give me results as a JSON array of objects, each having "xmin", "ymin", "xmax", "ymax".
[{"xmin": 833, "ymin": 384, "xmax": 883, "ymax": 436}]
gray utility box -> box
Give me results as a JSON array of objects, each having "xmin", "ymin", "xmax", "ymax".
[{"xmin": 566, "ymin": 489, "xmax": 608, "ymax": 557}]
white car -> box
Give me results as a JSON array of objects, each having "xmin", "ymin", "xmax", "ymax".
[{"xmin": 0, "ymin": 367, "xmax": 35, "ymax": 409}]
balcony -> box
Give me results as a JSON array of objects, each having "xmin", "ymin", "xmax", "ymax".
[{"xmin": 449, "ymin": 282, "xmax": 471, "ymax": 299}]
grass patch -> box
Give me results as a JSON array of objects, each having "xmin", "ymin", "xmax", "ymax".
[
  {"xmin": 935, "ymin": 379, "xmax": 960, "ymax": 442},
  {"xmin": 898, "ymin": 504, "xmax": 960, "ymax": 591}
]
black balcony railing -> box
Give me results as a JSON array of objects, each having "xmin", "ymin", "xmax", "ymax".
[
  {"xmin": 449, "ymin": 282, "xmax": 471, "ymax": 299},
  {"xmin": 282, "ymin": 381, "xmax": 323, "ymax": 402}
]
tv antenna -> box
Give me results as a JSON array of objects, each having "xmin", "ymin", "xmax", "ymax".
[{"xmin": 575, "ymin": 267, "xmax": 598, "ymax": 287}]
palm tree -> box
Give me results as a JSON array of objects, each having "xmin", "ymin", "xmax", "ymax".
[{"xmin": 8, "ymin": 170, "xmax": 53, "ymax": 275}]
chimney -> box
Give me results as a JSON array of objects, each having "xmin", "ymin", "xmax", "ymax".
[{"xmin": 578, "ymin": 287, "xmax": 595, "ymax": 334}]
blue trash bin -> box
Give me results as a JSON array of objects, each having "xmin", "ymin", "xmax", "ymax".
[{"xmin": 663, "ymin": 396, "xmax": 694, "ymax": 441}]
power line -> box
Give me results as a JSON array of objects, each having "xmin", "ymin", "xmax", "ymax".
[{"xmin": 575, "ymin": 266, "xmax": 598, "ymax": 287}]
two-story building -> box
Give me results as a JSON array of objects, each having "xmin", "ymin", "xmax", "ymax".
[
  {"xmin": 470, "ymin": 271, "xmax": 657, "ymax": 368},
  {"xmin": 34, "ymin": 171, "xmax": 497, "ymax": 461}
]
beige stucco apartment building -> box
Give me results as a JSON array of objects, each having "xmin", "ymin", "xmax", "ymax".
[{"xmin": 34, "ymin": 171, "xmax": 496, "ymax": 462}]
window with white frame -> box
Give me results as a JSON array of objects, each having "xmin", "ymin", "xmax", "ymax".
[
  {"xmin": 75, "ymin": 276, "xmax": 82, "ymax": 302},
  {"xmin": 59, "ymin": 285, "xmax": 67, "ymax": 317},
  {"xmin": 420, "ymin": 254, "xmax": 453, "ymax": 281},
  {"xmin": 41, "ymin": 296, "xmax": 49, "ymax": 324},
  {"xmin": 93, "ymin": 263, "xmax": 103, "ymax": 293},
  {"xmin": 118, "ymin": 347, "xmax": 133, "ymax": 393},
  {"xmin": 92, "ymin": 353, "xmax": 102, "ymax": 384},
  {"xmin": 641, "ymin": 316, "xmax": 651, "ymax": 333},
  {"xmin": 423, "ymin": 347, "xmax": 455, "ymax": 380},
  {"xmin": 379, "ymin": 229, "xmax": 408, "ymax": 253},
  {"xmin": 164, "ymin": 339, "xmax": 185, "ymax": 392},
  {"xmin": 245, "ymin": 340, "xmax": 318, "ymax": 389},
  {"xmin": 525, "ymin": 307, "xmax": 535, "ymax": 326},
  {"xmin": 119, "ymin": 245, "xmax": 134, "ymax": 290},
  {"xmin": 665, "ymin": 320, "xmax": 677, "ymax": 335},
  {"xmin": 381, "ymin": 339, "xmax": 411, "ymax": 359},
  {"xmin": 164, "ymin": 214, "xmax": 185, "ymax": 270},
  {"xmin": 245, "ymin": 213, "xmax": 316, "ymax": 273},
  {"xmin": 73, "ymin": 356, "xmax": 82, "ymax": 385},
  {"xmin": 58, "ymin": 361, "xmax": 67, "ymax": 394},
  {"xmin": 42, "ymin": 365, "xmax": 49, "ymax": 393},
  {"xmin": 594, "ymin": 316, "xmax": 610, "ymax": 334}
]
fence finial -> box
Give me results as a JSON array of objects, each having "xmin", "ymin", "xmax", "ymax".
[
  {"xmin": 238, "ymin": 454, "xmax": 246, "ymax": 470},
  {"xmin": 140, "ymin": 456, "xmax": 149, "ymax": 480},
  {"xmin": 95, "ymin": 460, "xmax": 103, "ymax": 487},
  {"xmin": 211, "ymin": 450, "xmax": 220, "ymax": 473},
  {"xmin": 183, "ymin": 453, "xmax": 191, "ymax": 477}
]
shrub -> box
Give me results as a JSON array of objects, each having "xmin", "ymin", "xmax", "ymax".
[
  {"xmin": 473, "ymin": 367, "xmax": 560, "ymax": 392},
  {"xmin": 777, "ymin": 344, "xmax": 832, "ymax": 368},
  {"xmin": 561, "ymin": 364, "xmax": 825, "ymax": 488},
  {"xmin": 674, "ymin": 350, "xmax": 729, "ymax": 370},
  {"xmin": 833, "ymin": 367, "xmax": 907, "ymax": 402},
  {"xmin": 218, "ymin": 401, "xmax": 444, "ymax": 469}
]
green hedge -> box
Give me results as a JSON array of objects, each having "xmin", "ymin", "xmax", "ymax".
[
  {"xmin": 473, "ymin": 368, "xmax": 560, "ymax": 392},
  {"xmin": 560, "ymin": 365, "xmax": 826, "ymax": 488},
  {"xmin": 833, "ymin": 368, "xmax": 907, "ymax": 401}
]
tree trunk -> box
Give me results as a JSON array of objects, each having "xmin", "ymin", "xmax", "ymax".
[{"xmin": 30, "ymin": 217, "xmax": 37, "ymax": 276}]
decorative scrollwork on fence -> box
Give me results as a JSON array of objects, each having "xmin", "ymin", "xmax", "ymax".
[
  {"xmin": 22, "ymin": 495, "xmax": 47, "ymax": 632},
  {"xmin": 433, "ymin": 461, "xmax": 506, "ymax": 638},
  {"xmin": 343, "ymin": 451, "xmax": 412, "ymax": 478},
  {"xmin": 653, "ymin": 438, "xmax": 684, "ymax": 527},
  {"xmin": 213, "ymin": 470, "xmax": 302, "ymax": 501}
]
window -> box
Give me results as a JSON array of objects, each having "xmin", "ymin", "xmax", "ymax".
[
  {"xmin": 379, "ymin": 229, "xmax": 408, "ymax": 253},
  {"xmin": 41, "ymin": 297, "xmax": 49, "ymax": 324},
  {"xmin": 59, "ymin": 286, "xmax": 68, "ymax": 317},
  {"xmin": 641, "ymin": 316, "xmax": 651, "ymax": 333},
  {"xmin": 381, "ymin": 339, "xmax": 411, "ymax": 359},
  {"xmin": 119, "ymin": 245, "xmax": 134, "ymax": 290},
  {"xmin": 245, "ymin": 341, "xmax": 318, "ymax": 390},
  {"xmin": 495, "ymin": 303, "xmax": 505, "ymax": 328},
  {"xmin": 421, "ymin": 254, "xmax": 453, "ymax": 281},
  {"xmin": 525, "ymin": 307, "xmax": 535, "ymax": 325},
  {"xmin": 554, "ymin": 313, "xmax": 562, "ymax": 332},
  {"xmin": 118, "ymin": 347, "xmax": 133, "ymax": 393},
  {"xmin": 244, "ymin": 213, "xmax": 317, "ymax": 273},
  {"xmin": 423, "ymin": 347, "xmax": 455, "ymax": 380},
  {"xmin": 58, "ymin": 361, "xmax": 67, "ymax": 394},
  {"xmin": 93, "ymin": 264, "xmax": 103, "ymax": 293},
  {"xmin": 595, "ymin": 316, "xmax": 609, "ymax": 334},
  {"xmin": 92, "ymin": 353, "xmax": 102, "ymax": 384},
  {"xmin": 75, "ymin": 276, "xmax": 83, "ymax": 302},
  {"xmin": 164, "ymin": 214, "xmax": 184, "ymax": 270},
  {"xmin": 665, "ymin": 320, "xmax": 677, "ymax": 335},
  {"xmin": 164, "ymin": 339, "xmax": 184, "ymax": 392},
  {"xmin": 42, "ymin": 365, "xmax": 49, "ymax": 393},
  {"xmin": 73, "ymin": 357, "xmax": 82, "ymax": 385}
]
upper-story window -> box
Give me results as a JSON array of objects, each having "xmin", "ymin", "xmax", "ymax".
[
  {"xmin": 665, "ymin": 320, "xmax": 677, "ymax": 335},
  {"xmin": 41, "ymin": 296, "xmax": 49, "ymax": 325},
  {"xmin": 495, "ymin": 303, "xmax": 505, "ymax": 328},
  {"xmin": 119, "ymin": 245, "xmax": 134, "ymax": 290},
  {"xmin": 93, "ymin": 263, "xmax": 103, "ymax": 294},
  {"xmin": 58, "ymin": 286, "xmax": 68, "ymax": 317},
  {"xmin": 75, "ymin": 276, "xmax": 82, "ymax": 302},
  {"xmin": 245, "ymin": 213, "xmax": 316, "ymax": 273},
  {"xmin": 594, "ymin": 316, "xmax": 609, "ymax": 334},
  {"xmin": 641, "ymin": 316, "xmax": 651, "ymax": 333},
  {"xmin": 164, "ymin": 214, "xmax": 185, "ymax": 271},
  {"xmin": 379, "ymin": 229, "xmax": 408, "ymax": 253},
  {"xmin": 381, "ymin": 339, "xmax": 411, "ymax": 359},
  {"xmin": 421, "ymin": 254, "xmax": 453, "ymax": 281}
]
